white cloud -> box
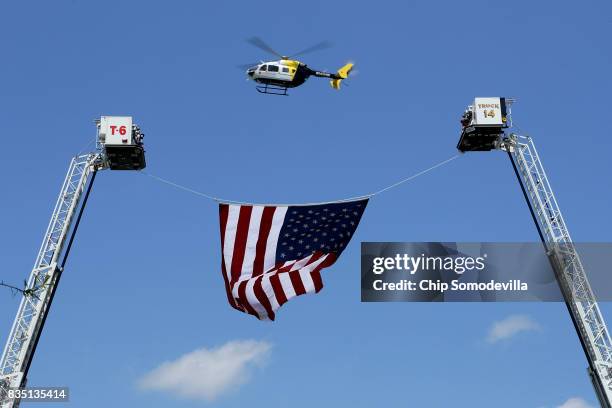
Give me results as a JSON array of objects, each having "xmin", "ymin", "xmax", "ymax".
[
  {"xmin": 556, "ymin": 397, "xmax": 595, "ymax": 408},
  {"xmin": 486, "ymin": 314, "xmax": 540, "ymax": 343},
  {"xmin": 138, "ymin": 340, "xmax": 271, "ymax": 402}
]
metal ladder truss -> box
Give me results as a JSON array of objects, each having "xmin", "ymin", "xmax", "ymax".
[
  {"xmin": 507, "ymin": 134, "xmax": 612, "ymax": 406},
  {"xmin": 0, "ymin": 153, "xmax": 99, "ymax": 407}
]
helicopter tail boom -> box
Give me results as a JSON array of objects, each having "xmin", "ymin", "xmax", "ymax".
[{"xmin": 330, "ymin": 62, "xmax": 354, "ymax": 90}]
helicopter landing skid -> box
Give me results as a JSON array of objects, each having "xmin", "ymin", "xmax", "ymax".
[{"xmin": 256, "ymin": 84, "xmax": 289, "ymax": 96}]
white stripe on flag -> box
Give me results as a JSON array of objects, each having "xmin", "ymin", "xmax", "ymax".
[
  {"xmin": 245, "ymin": 277, "xmax": 268, "ymax": 319},
  {"xmin": 240, "ymin": 205, "xmax": 264, "ymax": 279},
  {"xmin": 231, "ymin": 281, "xmax": 241, "ymax": 300},
  {"xmin": 223, "ymin": 205, "xmax": 241, "ymax": 284},
  {"xmin": 289, "ymin": 254, "xmax": 313, "ymax": 272},
  {"xmin": 298, "ymin": 254, "xmax": 329, "ymax": 293},
  {"xmin": 279, "ymin": 272, "xmax": 296, "ymax": 299},
  {"xmin": 299, "ymin": 270, "xmax": 315, "ymax": 293},
  {"xmin": 262, "ymin": 274, "xmax": 280, "ymax": 311},
  {"xmin": 263, "ymin": 207, "xmax": 287, "ymax": 272}
]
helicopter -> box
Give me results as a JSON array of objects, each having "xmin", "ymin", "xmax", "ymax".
[{"xmin": 241, "ymin": 37, "xmax": 354, "ymax": 95}]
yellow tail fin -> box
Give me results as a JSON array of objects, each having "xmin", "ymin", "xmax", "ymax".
[{"xmin": 330, "ymin": 62, "xmax": 354, "ymax": 90}]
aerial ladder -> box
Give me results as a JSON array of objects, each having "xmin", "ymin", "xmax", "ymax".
[
  {"xmin": 458, "ymin": 98, "xmax": 612, "ymax": 407},
  {"xmin": 0, "ymin": 117, "xmax": 146, "ymax": 408}
]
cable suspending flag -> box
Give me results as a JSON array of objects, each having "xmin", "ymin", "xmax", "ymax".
[{"xmin": 218, "ymin": 198, "xmax": 368, "ymax": 320}]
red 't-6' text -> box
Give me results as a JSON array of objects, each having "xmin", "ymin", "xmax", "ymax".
[{"xmin": 109, "ymin": 125, "xmax": 127, "ymax": 136}]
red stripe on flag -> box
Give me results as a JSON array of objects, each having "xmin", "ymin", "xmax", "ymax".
[
  {"xmin": 253, "ymin": 275, "xmax": 275, "ymax": 321},
  {"xmin": 289, "ymin": 270, "xmax": 307, "ymax": 296},
  {"xmin": 230, "ymin": 206, "xmax": 253, "ymax": 282},
  {"xmin": 319, "ymin": 252, "xmax": 337, "ymax": 268},
  {"xmin": 277, "ymin": 261, "xmax": 297, "ymax": 273},
  {"xmin": 270, "ymin": 273, "xmax": 288, "ymax": 306},
  {"xmin": 252, "ymin": 206, "xmax": 275, "ymax": 277},
  {"xmin": 219, "ymin": 204, "xmax": 241, "ymax": 311},
  {"xmin": 304, "ymin": 252, "xmax": 323, "ymax": 266},
  {"xmin": 310, "ymin": 270, "xmax": 323, "ymax": 292},
  {"xmin": 312, "ymin": 253, "xmax": 336, "ymax": 293}
]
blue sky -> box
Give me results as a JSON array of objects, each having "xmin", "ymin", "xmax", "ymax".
[{"xmin": 1, "ymin": 0, "xmax": 611, "ymax": 407}]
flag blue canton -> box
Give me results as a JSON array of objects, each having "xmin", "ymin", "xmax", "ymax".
[{"xmin": 276, "ymin": 199, "xmax": 368, "ymax": 262}]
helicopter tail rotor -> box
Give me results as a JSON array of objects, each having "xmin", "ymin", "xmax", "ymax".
[{"xmin": 330, "ymin": 62, "xmax": 354, "ymax": 90}]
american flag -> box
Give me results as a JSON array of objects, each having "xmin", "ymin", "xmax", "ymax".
[{"xmin": 218, "ymin": 198, "xmax": 368, "ymax": 320}]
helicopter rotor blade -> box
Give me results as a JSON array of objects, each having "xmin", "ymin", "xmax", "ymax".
[
  {"xmin": 289, "ymin": 41, "xmax": 333, "ymax": 58},
  {"xmin": 246, "ymin": 37, "xmax": 283, "ymax": 59}
]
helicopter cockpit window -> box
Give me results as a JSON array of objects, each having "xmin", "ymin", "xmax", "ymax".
[
  {"xmin": 259, "ymin": 65, "xmax": 267, "ymax": 71},
  {"xmin": 268, "ymin": 65, "xmax": 279, "ymax": 72},
  {"xmin": 282, "ymin": 67, "xmax": 289, "ymax": 73}
]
